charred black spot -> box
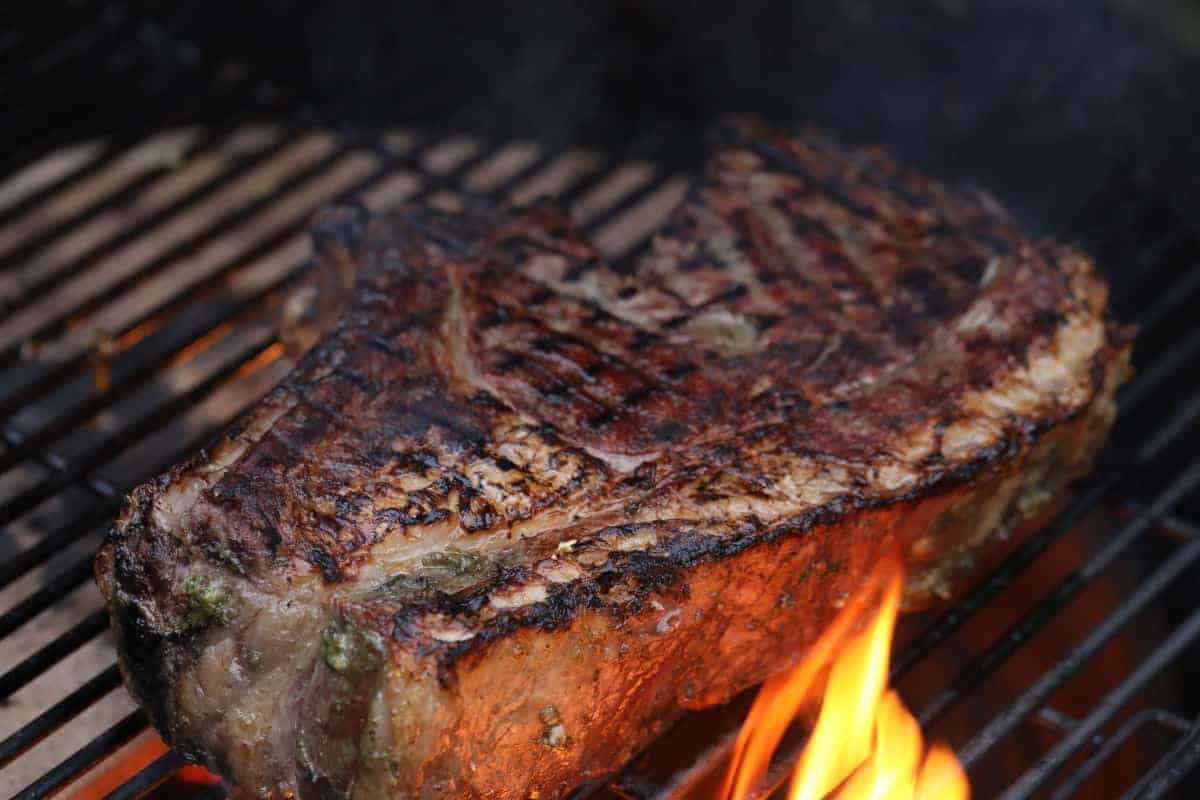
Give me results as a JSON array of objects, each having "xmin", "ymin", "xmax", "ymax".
[
  {"xmin": 470, "ymin": 389, "xmax": 504, "ymax": 410},
  {"xmin": 953, "ymin": 257, "xmax": 988, "ymax": 285},
  {"xmin": 745, "ymin": 138, "xmax": 877, "ymax": 219},
  {"xmin": 528, "ymin": 287, "xmax": 555, "ymax": 305},
  {"xmin": 629, "ymin": 329, "xmax": 657, "ymax": 350},
  {"xmin": 701, "ymin": 283, "xmax": 748, "ymax": 307},
  {"xmin": 537, "ymin": 379, "xmax": 570, "ymax": 400},
  {"xmin": 587, "ymin": 408, "xmax": 617, "ymax": 428},
  {"xmin": 375, "ymin": 507, "xmax": 419, "ymax": 526},
  {"xmin": 404, "ymin": 212, "xmax": 472, "ymax": 253},
  {"xmin": 617, "ymin": 285, "xmax": 638, "ymax": 299},
  {"xmin": 308, "ymin": 546, "xmax": 343, "ymax": 582},
  {"xmin": 1033, "ymin": 308, "xmax": 1065, "ymax": 330},
  {"xmin": 651, "ymin": 421, "xmax": 684, "ymax": 441},
  {"xmin": 335, "ymin": 493, "xmax": 371, "ymax": 519},
  {"xmin": 333, "ymin": 365, "xmax": 379, "ymax": 394},
  {"xmin": 534, "ymin": 336, "xmax": 559, "ymax": 352},
  {"xmin": 495, "ymin": 352, "xmax": 524, "ymax": 372},
  {"xmin": 300, "ymin": 397, "xmax": 352, "ymax": 426},
  {"xmin": 262, "ymin": 524, "xmax": 283, "ymax": 552},
  {"xmin": 664, "ymin": 361, "xmax": 696, "ymax": 380},
  {"xmin": 964, "ymin": 335, "xmax": 994, "ymax": 353},
  {"xmin": 368, "ymin": 335, "xmax": 414, "ymax": 362},
  {"xmin": 422, "ymin": 508, "xmax": 451, "ymax": 525},
  {"xmin": 1088, "ymin": 350, "xmax": 1110, "ymax": 392},
  {"xmin": 459, "ymin": 495, "xmax": 499, "ymax": 532},
  {"xmin": 887, "ymin": 308, "xmax": 925, "ymax": 347},
  {"xmin": 617, "ymin": 462, "xmax": 657, "ymax": 493},
  {"xmin": 310, "ymin": 202, "xmax": 369, "ymax": 256},
  {"xmin": 563, "ymin": 257, "xmax": 601, "ymax": 282},
  {"xmin": 837, "ymin": 333, "xmax": 882, "ymax": 366},
  {"xmin": 972, "ymin": 230, "xmax": 1017, "ymax": 255},
  {"xmin": 113, "ymin": 604, "xmax": 175, "ymax": 734},
  {"xmin": 899, "ymin": 269, "xmax": 952, "ymax": 318},
  {"xmin": 478, "ymin": 306, "xmax": 510, "ymax": 328},
  {"xmin": 622, "ymin": 384, "xmax": 656, "ymax": 406}
]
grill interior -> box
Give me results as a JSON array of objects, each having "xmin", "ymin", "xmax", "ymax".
[{"xmin": 4, "ymin": 4, "xmax": 1200, "ymax": 800}]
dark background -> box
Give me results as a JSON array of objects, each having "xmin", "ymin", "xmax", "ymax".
[{"xmin": 117, "ymin": 0, "xmax": 1200, "ymax": 239}]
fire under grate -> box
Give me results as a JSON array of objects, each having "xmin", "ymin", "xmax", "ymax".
[{"xmin": 4, "ymin": 3, "xmax": 1200, "ymax": 800}]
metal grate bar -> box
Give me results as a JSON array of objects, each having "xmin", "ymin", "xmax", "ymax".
[
  {"xmin": 0, "ymin": 61, "xmax": 227, "ymax": 208},
  {"xmin": 0, "ymin": 334, "xmax": 275, "ymax": 529},
  {"xmin": 0, "ymin": 372, "xmax": 287, "ymax": 638},
  {"xmin": 0, "ymin": 140, "xmax": 357, "ymax": 355},
  {"xmin": 0, "ymin": 125, "xmax": 280, "ymax": 311},
  {"xmin": 555, "ymin": 155, "xmax": 615, "ymax": 208},
  {"xmin": 0, "ymin": 140, "xmax": 502, "ymax": 595},
  {"xmin": 682, "ymin": 478, "xmax": 1200, "ymax": 800},
  {"xmin": 0, "ymin": 131, "xmax": 491, "ymax": 426},
  {"xmin": 0, "ymin": 145, "xmax": 470, "ymax": 453},
  {"xmin": 1108, "ymin": 229, "xmax": 1189, "ymax": 299},
  {"xmin": 997, "ymin": 604, "xmax": 1200, "ymax": 799},
  {"xmin": 10, "ymin": 711, "xmax": 147, "ymax": 800},
  {"xmin": 1117, "ymin": 325, "xmax": 1200, "ymax": 413},
  {"xmin": 0, "ymin": 664, "xmax": 123, "ymax": 770},
  {"xmin": 957, "ymin": 527, "xmax": 1200, "ymax": 768},
  {"xmin": 0, "ymin": 504, "xmax": 114, "ymax": 589},
  {"xmin": 891, "ymin": 338, "xmax": 1200, "ymax": 684},
  {"xmin": 102, "ymin": 750, "xmax": 189, "ymax": 800},
  {"xmin": 1049, "ymin": 709, "xmax": 1192, "ymax": 800},
  {"xmin": 0, "ymin": 608, "xmax": 109, "ymax": 701},
  {"xmin": 0, "ymin": 139, "xmax": 501, "ymax": 628},
  {"xmin": 1133, "ymin": 260, "xmax": 1200, "ymax": 333},
  {"xmin": 0, "ymin": 272, "xmax": 284, "ymax": 470},
  {"xmin": 0, "ymin": 84, "xmax": 256, "ymax": 235},
  {"xmin": 0, "ymin": 136, "xmax": 532, "ymax": 796},
  {"xmin": 0, "ymin": 158, "xmax": 348, "ymax": 431},
  {"xmin": 0, "ymin": 310, "xmax": 289, "ymax": 588},
  {"xmin": 0, "ymin": 142, "xmax": 122, "ymax": 231},
  {"xmin": 0, "ymin": 556, "xmax": 97, "ymax": 640},
  {"xmin": 0, "ymin": 92, "xmax": 262, "ymax": 281},
  {"xmin": 1136, "ymin": 380, "xmax": 1200, "ymax": 465},
  {"xmin": 0, "ymin": 139, "xmax": 669, "ymax": 800},
  {"xmin": 917, "ymin": 457, "xmax": 1200, "ymax": 729},
  {"xmin": 0, "ymin": 125, "xmax": 222, "ymax": 271},
  {"xmin": 891, "ymin": 473, "xmax": 1119, "ymax": 680},
  {"xmin": 1119, "ymin": 715, "xmax": 1200, "ymax": 799}
]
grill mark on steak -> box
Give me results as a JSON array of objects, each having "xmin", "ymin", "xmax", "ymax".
[{"xmin": 96, "ymin": 117, "xmax": 1132, "ymax": 800}]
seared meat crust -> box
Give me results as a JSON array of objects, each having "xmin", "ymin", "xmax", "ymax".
[{"xmin": 96, "ymin": 118, "xmax": 1131, "ymax": 799}]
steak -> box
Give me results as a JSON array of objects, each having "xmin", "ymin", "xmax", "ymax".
[{"xmin": 95, "ymin": 118, "xmax": 1131, "ymax": 799}]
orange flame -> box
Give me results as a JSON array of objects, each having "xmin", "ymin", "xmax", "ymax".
[{"xmin": 722, "ymin": 560, "xmax": 969, "ymax": 800}]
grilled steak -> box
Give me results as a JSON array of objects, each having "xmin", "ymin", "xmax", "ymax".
[{"xmin": 95, "ymin": 118, "xmax": 1131, "ymax": 799}]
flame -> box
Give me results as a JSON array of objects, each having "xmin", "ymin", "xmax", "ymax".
[{"xmin": 722, "ymin": 560, "xmax": 969, "ymax": 800}]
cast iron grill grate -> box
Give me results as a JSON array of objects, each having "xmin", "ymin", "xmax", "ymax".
[{"xmin": 2, "ymin": 3, "xmax": 1200, "ymax": 799}]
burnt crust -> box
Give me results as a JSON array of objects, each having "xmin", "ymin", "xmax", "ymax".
[{"xmin": 95, "ymin": 117, "xmax": 1131, "ymax": 798}]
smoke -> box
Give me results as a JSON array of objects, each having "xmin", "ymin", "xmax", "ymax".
[{"xmin": 146, "ymin": 0, "xmax": 1200, "ymax": 241}]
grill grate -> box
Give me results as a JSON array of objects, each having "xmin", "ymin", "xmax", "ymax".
[{"xmin": 3, "ymin": 4, "xmax": 1200, "ymax": 800}]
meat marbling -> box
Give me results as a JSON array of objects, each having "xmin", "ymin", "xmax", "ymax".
[{"xmin": 95, "ymin": 118, "xmax": 1132, "ymax": 799}]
